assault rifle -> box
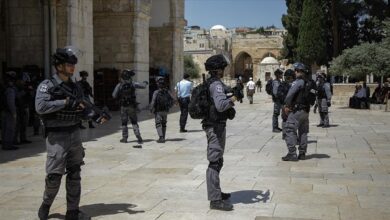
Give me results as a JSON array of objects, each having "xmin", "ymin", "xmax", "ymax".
[{"xmin": 49, "ymin": 82, "xmax": 111, "ymax": 124}]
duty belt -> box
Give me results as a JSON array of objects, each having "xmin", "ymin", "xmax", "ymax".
[
  {"xmin": 293, "ymin": 104, "xmax": 309, "ymax": 112},
  {"xmin": 45, "ymin": 124, "xmax": 80, "ymax": 133}
]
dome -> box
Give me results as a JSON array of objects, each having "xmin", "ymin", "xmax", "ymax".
[
  {"xmin": 210, "ymin": 25, "xmax": 227, "ymax": 31},
  {"xmin": 260, "ymin": 56, "xmax": 279, "ymax": 64}
]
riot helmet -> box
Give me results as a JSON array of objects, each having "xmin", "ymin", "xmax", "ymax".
[
  {"xmin": 52, "ymin": 47, "xmax": 78, "ymax": 67},
  {"xmin": 205, "ymin": 54, "xmax": 230, "ymax": 71},
  {"xmin": 121, "ymin": 69, "xmax": 135, "ymax": 81},
  {"xmin": 293, "ymin": 62, "xmax": 306, "ymax": 72},
  {"xmin": 80, "ymin": 71, "xmax": 88, "ymax": 78},
  {"xmin": 274, "ymin": 68, "xmax": 284, "ymax": 76},
  {"xmin": 284, "ymin": 69, "xmax": 294, "ymax": 78}
]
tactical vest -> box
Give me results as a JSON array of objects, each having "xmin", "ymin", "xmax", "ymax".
[
  {"xmin": 119, "ymin": 82, "xmax": 136, "ymax": 107},
  {"xmin": 40, "ymin": 79, "xmax": 85, "ymax": 123},
  {"xmin": 203, "ymin": 78, "xmax": 235, "ymax": 124},
  {"xmin": 317, "ymin": 83, "xmax": 326, "ymax": 99}
]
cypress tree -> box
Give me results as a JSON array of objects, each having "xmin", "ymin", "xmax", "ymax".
[
  {"xmin": 296, "ymin": 0, "xmax": 328, "ymax": 66},
  {"xmin": 281, "ymin": 0, "xmax": 303, "ymax": 62}
]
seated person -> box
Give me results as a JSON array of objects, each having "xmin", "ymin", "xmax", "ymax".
[
  {"xmin": 371, "ymin": 82, "xmax": 382, "ymax": 104},
  {"xmin": 350, "ymin": 85, "xmax": 368, "ymax": 109}
]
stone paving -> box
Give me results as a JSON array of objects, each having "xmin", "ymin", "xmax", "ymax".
[{"xmin": 0, "ymin": 92, "xmax": 389, "ymax": 220}]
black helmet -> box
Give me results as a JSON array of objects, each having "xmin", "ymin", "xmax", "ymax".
[
  {"xmin": 205, "ymin": 54, "xmax": 230, "ymax": 71},
  {"xmin": 284, "ymin": 69, "xmax": 295, "ymax": 78},
  {"xmin": 52, "ymin": 47, "xmax": 78, "ymax": 66},
  {"xmin": 80, "ymin": 71, "xmax": 88, "ymax": 77},
  {"xmin": 121, "ymin": 69, "xmax": 135, "ymax": 80},
  {"xmin": 274, "ymin": 68, "xmax": 283, "ymax": 76},
  {"xmin": 293, "ymin": 62, "xmax": 306, "ymax": 72}
]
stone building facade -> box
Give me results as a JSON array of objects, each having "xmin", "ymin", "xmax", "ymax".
[{"xmin": 0, "ymin": 0, "xmax": 185, "ymax": 108}]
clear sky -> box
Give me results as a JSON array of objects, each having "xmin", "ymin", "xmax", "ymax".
[{"xmin": 185, "ymin": 0, "xmax": 287, "ymax": 29}]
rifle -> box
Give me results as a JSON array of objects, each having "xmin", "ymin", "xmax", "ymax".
[{"xmin": 49, "ymin": 81, "xmax": 111, "ymax": 124}]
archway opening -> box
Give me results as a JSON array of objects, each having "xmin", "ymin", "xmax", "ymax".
[{"xmin": 234, "ymin": 52, "xmax": 253, "ymax": 83}]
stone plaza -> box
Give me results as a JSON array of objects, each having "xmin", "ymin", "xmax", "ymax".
[{"xmin": 0, "ymin": 92, "xmax": 390, "ymax": 220}]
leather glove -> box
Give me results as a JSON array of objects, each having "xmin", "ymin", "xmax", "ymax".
[{"xmin": 327, "ymin": 101, "xmax": 331, "ymax": 107}]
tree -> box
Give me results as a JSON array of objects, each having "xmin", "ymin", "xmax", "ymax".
[
  {"xmin": 329, "ymin": 20, "xmax": 390, "ymax": 81},
  {"xmin": 296, "ymin": 0, "xmax": 328, "ymax": 66},
  {"xmin": 281, "ymin": 0, "xmax": 303, "ymax": 62},
  {"xmin": 184, "ymin": 55, "xmax": 200, "ymax": 79}
]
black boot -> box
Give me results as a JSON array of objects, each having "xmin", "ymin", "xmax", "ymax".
[
  {"xmin": 210, "ymin": 200, "xmax": 233, "ymax": 211},
  {"xmin": 120, "ymin": 138, "xmax": 127, "ymax": 143},
  {"xmin": 282, "ymin": 153, "xmax": 298, "ymax": 161},
  {"xmin": 136, "ymin": 135, "xmax": 143, "ymax": 144},
  {"xmin": 88, "ymin": 121, "xmax": 95, "ymax": 129},
  {"xmin": 156, "ymin": 136, "xmax": 165, "ymax": 143},
  {"xmin": 38, "ymin": 203, "xmax": 51, "ymax": 220},
  {"xmin": 221, "ymin": 192, "xmax": 231, "ymax": 200},
  {"xmin": 66, "ymin": 209, "xmax": 90, "ymax": 220},
  {"xmin": 298, "ymin": 152, "xmax": 306, "ymax": 160}
]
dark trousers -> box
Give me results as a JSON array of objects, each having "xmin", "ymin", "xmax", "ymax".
[{"xmin": 178, "ymin": 97, "xmax": 190, "ymax": 130}]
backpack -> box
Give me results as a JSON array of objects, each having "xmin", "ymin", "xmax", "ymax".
[
  {"xmin": 276, "ymin": 81, "xmax": 289, "ymax": 103},
  {"xmin": 265, "ymin": 79, "xmax": 273, "ymax": 95},
  {"xmin": 189, "ymin": 75, "xmax": 215, "ymax": 119},
  {"xmin": 303, "ymin": 79, "xmax": 317, "ymax": 106},
  {"xmin": 119, "ymin": 82, "xmax": 136, "ymax": 106},
  {"xmin": 154, "ymin": 89, "xmax": 174, "ymax": 112}
]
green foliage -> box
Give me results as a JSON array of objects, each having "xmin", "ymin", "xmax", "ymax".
[
  {"xmin": 184, "ymin": 55, "xmax": 200, "ymax": 79},
  {"xmin": 329, "ymin": 20, "xmax": 390, "ymax": 78},
  {"xmin": 281, "ymin": 0, "xmax": 303, "ymax": 62},
  {"xmin": 296, "ymin": 0, "xmax": 328, "ymax": 66}
]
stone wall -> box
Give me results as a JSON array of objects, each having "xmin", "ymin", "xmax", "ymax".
[
  {"xmin": 0, "ymin": 0, "xmax": 6, "ymax": 77},
  {"xmin": 93, "ymin": 0, "xmax": 135, "ymax": 71},
  {"xmin": 149, "ymin": 26, "xmax": 173, "ymax": 76},
  {"xmin": 6, "ymin": 0, "xmax": 43, "ymax": 68}
]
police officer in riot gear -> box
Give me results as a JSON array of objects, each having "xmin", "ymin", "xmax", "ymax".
[
  {"xmin": 314, "ymin": 72, "xmax": 332, "ymax": 128},
  {"xmin": 203, "ymin": 54, "xmax": 236, "ymax": 211},
  {"xmin": 281, "ymin": 69, "xmax": 296, "ymax": 140},
  {"xmin": 272, "ymin": 69, "xmax": 284, "ymax": 132},
  {"xmin": 36, "ymin": 47, "xmax": 108, "ymax": 220},
  {"xmin": 77, "ymin": 71, "xmax": 95, "ymax": 129},
  {"xmin": 282, "ymin": 62, "xmax": 311, "ymax": 161},
  {"xmin": 112, "ymin": 69, "xmax": 148, "ymax": 144}
]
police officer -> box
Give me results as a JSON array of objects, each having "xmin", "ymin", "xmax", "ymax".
[
  {"xmin": 36, "ymin": 47, "xmax": 107, "ymax": 219},
  {"xmin": 315, "ymin": 72, "xmax": 332, "ymax": 128},
  {"xmin": 281, "ymin": 69, "xmax": 296, "ymax": 140},
  {"xmin": 1, "ymin": 71, "xmax": 18, "ymax": 150},
  {"xmin": 150, "ymin": 76, "xmax": 175, "ymax": 143},
  {"xmin": 282, "ymin": 63, "xmax": 311, "ymax": 161},
  {"xmin": 272, "ymin": 69, "xmax": 284, "ymax": 132},
  {"xmin": 203, "ymin": 54, "xmax": 236, "ymax": 211},
  {"xmin": 112, "ymin": 69, "xmax": 148, "ymax": 144},
  {"xmin": 77, "ymin": 71, "xmax": 94, "ymax": 129}
]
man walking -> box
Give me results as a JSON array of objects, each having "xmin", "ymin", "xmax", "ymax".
[
  {"xmin": 246, "ymin": 77, "xmax": 256, "ymax": 104},
  {"xmin": 176, "ymin": 73, "xmax": 193, "ymax": 132}
]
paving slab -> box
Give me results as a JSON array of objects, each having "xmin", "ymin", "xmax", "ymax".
[{"xmin": 1, "ymin": 92, "xmax": 389, "ymax": 219}]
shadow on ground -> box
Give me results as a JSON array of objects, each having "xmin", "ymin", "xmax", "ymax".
[
  {"xmin": 305, "ymin": 153, "xmax": 330, "ymax": 160},
  {"xmin": 230, "ymin": 190, "xmax": 271, "ymax": 204},
  {"xmin": 48, "ymin": 203, "xmax": 144, "ymax": 219},
  {"xmin": 0, "ymin": 108, "xmax": 182, "ymax": 164}
]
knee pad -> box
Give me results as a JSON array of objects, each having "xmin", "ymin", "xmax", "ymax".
[
  {"xmin": 46, "ymin": 173, "xmax": 62, "ymax": 186},
  {"xmin": 66, "ymin": 165, "xmax": 81, "ymax": 181},
  {"xmin": 122, "ymin": 122, "xmax": 128, "ymax": 127},
  {"xmin": 130, "ymin": 118, "xmax": 138, "ymax": 124},
  {"xmin": 208, "ymin": 158, "xmax": 223, "ymax": 173}
]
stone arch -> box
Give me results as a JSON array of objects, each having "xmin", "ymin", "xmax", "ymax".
[{"xmin": 234, "ymin": 51, "xmax": 254, "ymax": 82}]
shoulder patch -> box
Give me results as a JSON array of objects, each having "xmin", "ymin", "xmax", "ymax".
[
  {"xmin": 216, "ymin": 85, "xmax": 223, "ymax": 93},
  {"xmin": 39, "ymin": 84, "xmax": 48, "ymax": 93}
]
